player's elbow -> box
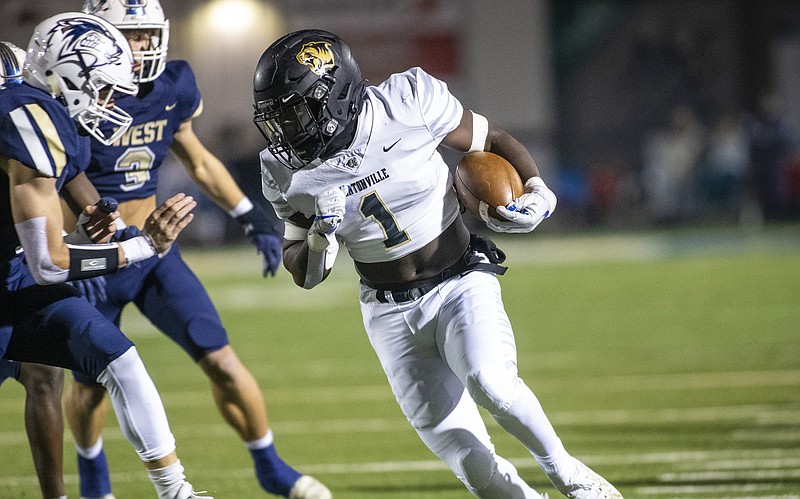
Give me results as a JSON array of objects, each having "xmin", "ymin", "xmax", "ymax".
[
  {"xmin": 27, "ymin": 258, "xmax": 69, "ymax": 285},
  {"xmin": 293, "ymin": 271, "xmax": 309, "ymax": 288},
  {"xmin": 24, "ymin": 244, "xmax": 70, "ymax": 285},
  {"xmin": 298, "ymin": 268, "xmax": 330, "ymax": 289}
]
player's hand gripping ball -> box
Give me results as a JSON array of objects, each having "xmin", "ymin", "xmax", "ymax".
[{"xmin": 454, "ymin": 152, "xmax": 524, "ymax": 223}]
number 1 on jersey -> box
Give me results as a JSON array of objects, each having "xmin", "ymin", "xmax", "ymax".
[{"xmin": 360, "ymin": 191, "xmax": 410, "ymax": 249}]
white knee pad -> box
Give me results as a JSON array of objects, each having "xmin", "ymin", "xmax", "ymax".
[
  {"xmin": 465, "ymin": 366, "xmax": 523, "ymax": 414},
  {"xmin": 97, "ymin": 347, "xmax": 176, "ymax": 462}
]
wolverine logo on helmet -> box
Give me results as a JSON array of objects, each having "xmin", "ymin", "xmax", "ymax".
[{"xmin": 296, "ymin": 41, "xmax": 334, "ymax": 76}]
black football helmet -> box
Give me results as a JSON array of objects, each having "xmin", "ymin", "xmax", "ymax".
[{"xmin": 253, "ymin": 29, "xmax": 366, "ymax": 169}]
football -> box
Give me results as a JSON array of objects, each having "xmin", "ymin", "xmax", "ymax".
[{"xmin": 454, "ymin": 151, "xmax": 524, "ymax": 222}]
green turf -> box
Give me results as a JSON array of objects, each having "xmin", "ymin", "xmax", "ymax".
[{"xmin": 1, "ymin": 225, "xmax": 798, "ymax": 498}]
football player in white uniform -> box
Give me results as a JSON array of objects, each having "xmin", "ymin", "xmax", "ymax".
[{"xmin": 252, "ymin": 30, "xmax": 624, "ymax": 499}]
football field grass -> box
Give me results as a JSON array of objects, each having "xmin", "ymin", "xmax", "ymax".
[{"xmin": 1, "ymin": 225, "xmax": 799, "ymax": 498}]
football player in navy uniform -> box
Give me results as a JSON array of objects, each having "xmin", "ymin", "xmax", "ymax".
[
  {"xmin": 0, "ymin": 39, "xmax": 69, "ymax": 499},
  {"xmin": 65, "ymin": 2, "xmax": 330, "ymax": 499},
  {"xmin": 253, "ymin": 30, "xmax": 624, "ymax": 499},
  {"xmin": 1, "ymin": 13, "xmax": 207, "ymax": 499}
]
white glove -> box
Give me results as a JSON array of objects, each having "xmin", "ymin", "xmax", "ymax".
[
  {"xmin": 487, "ymin": 177, "xmax": 557, "ymax": 233},
  {"xmin": 312, "ymin": 187, "xmax": 346, "ymax": 236}
]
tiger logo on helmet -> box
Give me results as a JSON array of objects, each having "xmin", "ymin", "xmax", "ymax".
[{"xmin": 296, "ymin": 41, "xmax": 334, "ymax": 76}]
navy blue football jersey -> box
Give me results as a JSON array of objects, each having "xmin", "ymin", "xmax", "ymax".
[
  {"xmin": 86, "ymin": 60, "xmax": 202, "ymax": 201},
  {"xmin": 0, "ymin": 82, "xmax": 91, "ymax": 257}
]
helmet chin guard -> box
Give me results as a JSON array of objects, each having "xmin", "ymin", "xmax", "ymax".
[{"xmin": 253, "ymin": 29, "xmax": 366, "ymax": 169}]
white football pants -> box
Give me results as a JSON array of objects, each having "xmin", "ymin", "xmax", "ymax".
[
  {"xmin": 360, "ymin": 270, "xmax": 566, "ymax": 498},
  {"xmin": 96, "ymin": 347, "xmax": 177, "ymax": 461}
]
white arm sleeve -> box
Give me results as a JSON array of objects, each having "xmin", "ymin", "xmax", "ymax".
[
  {"xmin": 15, "ymin": 217, "xmax": 69, "ymax": 284},
  {"xmin": 303, "ymin": 229, "xmax": 339, "ymax": 289},
  {"xmin": 283, "ymin": 220, "xmax": 340, "ymax": 289}
]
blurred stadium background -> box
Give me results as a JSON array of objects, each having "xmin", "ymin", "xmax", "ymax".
[
  {"xmin": 4, "ymin": 0, "xmax": 800, "ymax": 238},
  {"xmin": 2, "ymin": 0, "xmax": 800, "ymax": 497}
]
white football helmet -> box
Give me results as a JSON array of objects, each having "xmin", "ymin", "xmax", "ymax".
[
  {"xmin": 0, "ymin": 41, "xmax": 25, "ymax": 85},
  {"xmin": 26, "ymin": 12, "xmax": 138, "ymax": 146},
  {"xmin": 83, "ymin": 0, "xmax": 169, "ymax": 82}
]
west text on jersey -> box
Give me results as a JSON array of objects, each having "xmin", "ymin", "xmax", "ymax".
[{"xmin": 112, "ymin": 120, "xmax": 168, "ymax": 147}]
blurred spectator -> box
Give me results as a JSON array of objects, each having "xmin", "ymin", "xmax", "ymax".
[
  {"xmin": 746, "ymin": 93, "xmax": 798, "ymax": 221},
  {"xmin": 640, "ymin": 104, "xmax": 706, "ymax": 226},
  {"xmin": 697, "ymin": 111, "xmax": 750, "ymax": 222}
]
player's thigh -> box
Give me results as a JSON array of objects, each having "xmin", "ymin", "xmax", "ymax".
[
  {"xmin": 438, "ymin": 272, "xmax": 518, "ymax": 384},
  {"xmin": 7, "ymin": 291, "xmax": 133, "ymax": 379},
  {"xmin": 136, "ymin": 246, "xmax": 228, "ymax": 360},
  {"xmin": 360, "ymin": 289, "xmax": 464, "ymax": 428}
]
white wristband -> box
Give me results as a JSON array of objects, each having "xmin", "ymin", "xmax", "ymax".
[
  {"xmin": 524, "ymin": 176, "xmax": 547, "ymax": 192},
  {"xmin": 118, "ymin": 235, "xmax": 156, "ymax": 264},
  {"xmin": 524, "ymin": 176, "xmax": 557, "ymax": 217},
  {"xmin": 227, "ymin": 197, "xmax": 254, "ymax": 218}
]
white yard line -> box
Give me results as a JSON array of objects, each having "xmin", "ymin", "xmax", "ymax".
[
  {"xmin": 3, "ymin": 449, "xmax": 800, "ymax": 490},
  {"xmin": 1, "ymin": 404, "xmax": 798, "ymax": 444}
]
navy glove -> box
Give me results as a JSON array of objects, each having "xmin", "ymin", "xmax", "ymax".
[
  {"xmin": 112, "ymin": 225, "xmax": 142, "ymax": 241},
  {"xmin": 235, "ymin": 206, "xmax": 282, "ymax": 277},
  {"xmin": 70, "ymin": 276, "xmax": 107, "ymax": 307}
]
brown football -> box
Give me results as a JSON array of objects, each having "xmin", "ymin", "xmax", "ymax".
[{"xmin": 454, "ymin": 152, "xmax": 524, "ymax": 222}]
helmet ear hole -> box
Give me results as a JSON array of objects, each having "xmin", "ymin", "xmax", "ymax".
[
  {"xmin": 63, "ymin": 78, "xmax": 80, "ymax": 91},
  {"xmin": 338, "ymin": 82, "xmax": 350, "ymax": 101}
]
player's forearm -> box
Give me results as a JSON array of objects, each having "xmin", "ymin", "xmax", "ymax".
[
  {"xmin": 62, "ymin": 173, "xmax": 102, "ymax": 217},
  {"xmin": 283, "ymin": 239, "xmax": 311, "ymax": 287},
  {"xmin": 485, "ymin": 125, "xmax": 541, "ymax": 182},
  {"xmin": 183, "ymin": 154, "xmax": 245, "ymax": 212}
]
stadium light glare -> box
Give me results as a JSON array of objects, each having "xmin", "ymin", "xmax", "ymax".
[{"xmin": 205, "ymin": 0, "xmax": 261, "ymax": 36}]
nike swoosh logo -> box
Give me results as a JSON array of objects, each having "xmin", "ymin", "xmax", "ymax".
[
  {"xmin": 165, "ymin": 102, "xmax": 177, "ymax": 111},
  {"xmin": 383, "ymin": 138, "xmax": 401, "ymax": 152}
]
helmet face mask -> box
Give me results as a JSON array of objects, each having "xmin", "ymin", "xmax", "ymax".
[
  {"xmin": 83, "ymin": 0, "xmax": 169, "ymax": 83},
  {"xmin": 254, "ymin": 80, "xmax": 336, "ymax": 169},
  {"xmin": 253, "ymin": 30, "xmax": 365, "ymax": 170},
  {"xmin": 26, "ymin": 12, "xmax": 138, "ymax": 145}
]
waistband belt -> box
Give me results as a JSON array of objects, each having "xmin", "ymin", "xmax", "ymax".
[{"xmin": 372, "ymin": 234, "xmax": 507, "ymax": 304}]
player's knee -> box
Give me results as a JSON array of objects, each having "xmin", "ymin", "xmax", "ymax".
[
  {"xmin": 19, "ymin": 364, "xmax": 64, "ymax": 399},
  {"xmin": 199, "ymin": 345, "xmax": 240, "ymax": 386},
  {"xmin": 465, "ymin": 367, "xmax": 522, "ymax": 414},
  {"xmin": 68, "ymin": 376, "xmax": 106, "ymax": 408}
]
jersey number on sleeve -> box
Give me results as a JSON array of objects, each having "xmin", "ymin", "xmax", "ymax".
[{"xmin": 360, "ymin": 191, "xmax": 410, "ymax": 249}]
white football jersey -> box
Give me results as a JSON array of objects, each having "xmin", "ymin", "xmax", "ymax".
[{"xmin": 260, "ymin": 67, "xmax": 464, "ymax": 263}]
